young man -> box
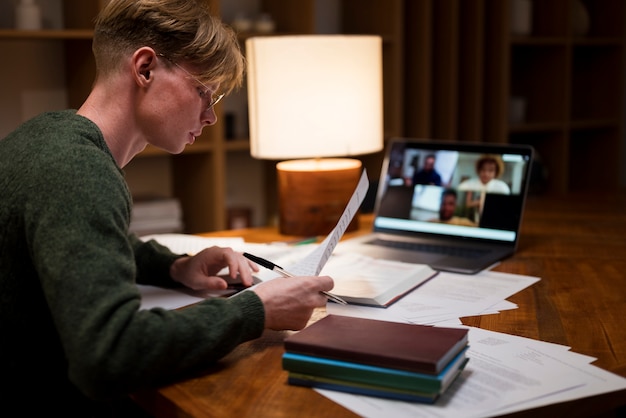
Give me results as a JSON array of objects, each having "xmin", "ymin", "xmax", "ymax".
[
  {"xmin": 430, "ymin": 189, "xmax": 477, "ymax": 227},
  {"xmin": 0, "ymin": 0, "xmax": 334, "ymax": 415}
]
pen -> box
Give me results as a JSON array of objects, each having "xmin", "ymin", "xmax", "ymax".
[{"xmin": 243, "ymin": 252, "xmax": 348, "ymax": 305}]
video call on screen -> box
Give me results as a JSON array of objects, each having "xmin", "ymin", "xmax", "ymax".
[{"xmin": 378, "ymin": 142, "xmax": 531, "ymax": 233}]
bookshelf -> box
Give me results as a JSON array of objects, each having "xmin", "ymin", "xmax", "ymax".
[{"xmin": 404, "ymin": 0, "xmax": 625, "ymax": 194}]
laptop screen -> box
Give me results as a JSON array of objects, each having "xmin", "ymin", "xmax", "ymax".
[{"xmin": 373, "ymin": 139, "xmax": 534, "ymax": 243}]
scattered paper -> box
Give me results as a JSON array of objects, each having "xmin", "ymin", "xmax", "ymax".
[
  {"xmin": 323, "ymin": 305, "xmax": 626, "ymax": 418},
  {"xmin": 327, "ymin": 270, "xmax": 539, "ymax": 325}
]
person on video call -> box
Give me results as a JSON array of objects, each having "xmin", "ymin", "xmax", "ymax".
[
  {"xmin": 429, "ymin": 189, "xmax": 476, "ymax": 227},
  {"xmin": 411, "ymin": 153, "xmax": 443, "ymax": 186},
  {"xmin": 458, "ymin": 154, "xmax": 510, "ymax": 222},
  {"xmin": 0, "ymin": 0, "xmax": 335, "ymax": 415}
]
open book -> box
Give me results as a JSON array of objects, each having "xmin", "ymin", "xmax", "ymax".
[{"xmin": 320, "ymin": 253, "xmax": 438, "ymax": 307}]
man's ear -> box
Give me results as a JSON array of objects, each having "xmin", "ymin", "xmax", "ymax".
[{"xmin": 132, "ymin": 47, "xmax": 157, "ymax": 86}]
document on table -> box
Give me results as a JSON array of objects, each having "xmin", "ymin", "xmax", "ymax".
[
  {"xmin": 316, "ymin": 325, "xmax": 626, "ymax": 418},
  {"xmin": 396, "ymin": 270, "xmax": 540, "ymax": 324},
  {"xmin": 327, "ymin": 269, "xmax": 540, "ymax": 325}
]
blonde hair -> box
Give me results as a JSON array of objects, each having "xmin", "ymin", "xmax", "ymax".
[{"xmin": 92, "ymin": 0, "xmax": 244, "ymax": 94}]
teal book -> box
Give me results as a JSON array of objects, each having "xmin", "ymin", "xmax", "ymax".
[
  {"xmin": 287, "ymin": 372, "xmax": 442, "ymax": 403},
  {"xmin": 282, "ymin": 347, "xmax": 469, "ymax": 393}
]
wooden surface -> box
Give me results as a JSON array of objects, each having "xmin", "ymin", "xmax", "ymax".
[{"xmin": 132, "ymin": 192, "xmax": 626, "ymax": 417}]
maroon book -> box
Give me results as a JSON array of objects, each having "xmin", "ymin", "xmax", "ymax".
[{"xmin": 284, "ymin": 315, "xmax": 469, "ymax": 374}]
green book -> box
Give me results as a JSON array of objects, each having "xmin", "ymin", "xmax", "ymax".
[
  {"xmin": 282, "ymin": 347, "xmax": 469, "ymax": 393},
  {"xmin": 288, "ymin": 372, "xmax": 441, "ymax": 403}
]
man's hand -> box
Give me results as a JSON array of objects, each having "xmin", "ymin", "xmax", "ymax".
[
  {"xmin": 253, "ymin": 275, "xmax": 335, "ymax": 330},
  {"xmin": 169, "ymin": 246, "xmax": 259, "ymax": 290}
]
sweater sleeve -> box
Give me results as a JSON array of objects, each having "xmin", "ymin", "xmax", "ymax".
[{"xmin": 129, "ymin": 233, "xmax": 185, "ymax": 287}]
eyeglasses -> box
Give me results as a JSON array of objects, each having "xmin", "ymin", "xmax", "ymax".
[{"xmin": 157, "ymin": 54, "xmax": 224, "ymax": 111}]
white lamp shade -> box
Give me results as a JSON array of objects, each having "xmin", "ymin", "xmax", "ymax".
[{"xmin": 246, "ymin": 35, "xmax": 384, "ymax": 160}]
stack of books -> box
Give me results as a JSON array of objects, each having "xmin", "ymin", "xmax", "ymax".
[
  {"xmin": 129, "ymin": 197, "xmax": 184, "ymax": 235},
  {"xmin": 282, "ymin": 315, "xmax": 469, "ymax": 403}
]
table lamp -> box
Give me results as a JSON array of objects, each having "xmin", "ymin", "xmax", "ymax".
[{"xmin": 246, "ymin": 35, "xmax": 383, "ymax": 236}]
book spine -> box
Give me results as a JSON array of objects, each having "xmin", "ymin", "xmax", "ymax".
[
  {"xmin": 288, "ymin": 374, "xmax": 439, "ymax": 404},
  {"xmin": 282, "ymin": 352, "xmax": 445, "ymax": 392}
]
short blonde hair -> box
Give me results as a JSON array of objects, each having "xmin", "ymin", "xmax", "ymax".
[{"xmin": 92, "ymin": 0, "xmax": 244, "ymax": 94}]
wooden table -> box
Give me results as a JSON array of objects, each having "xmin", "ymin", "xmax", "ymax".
[{"xmin": 133, "ymin": 192, "xmax": 626, "ymax": 417}]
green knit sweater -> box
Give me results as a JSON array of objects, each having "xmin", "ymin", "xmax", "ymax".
[{"xmin": 0, "ymin": 111, "xmax": 265, "ymax": 414}]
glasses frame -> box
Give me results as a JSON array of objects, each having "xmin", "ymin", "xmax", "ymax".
[{"xmin": 157, "ymin": 53, "xmax": 224, "ymax": 111}]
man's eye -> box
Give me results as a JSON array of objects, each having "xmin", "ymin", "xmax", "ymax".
[{"xmin": 197, "ymin": 87, "xmax": 208, "ymax": 99}]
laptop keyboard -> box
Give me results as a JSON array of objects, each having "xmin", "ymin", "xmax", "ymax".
[{"xmin": 367, "ymin": 238, "xmax": 490, "ymax": 258}]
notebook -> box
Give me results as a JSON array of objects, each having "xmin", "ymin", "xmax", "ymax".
[{"xmin": 338, "ymin": 138, "xmax": 534, "ymax": 274}]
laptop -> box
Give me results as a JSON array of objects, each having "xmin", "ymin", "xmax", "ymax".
[{"xmin": 338, "ymin": 138, "xmax": 534, "ymax": 274}]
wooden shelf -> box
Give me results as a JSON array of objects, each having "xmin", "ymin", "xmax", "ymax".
[
  {"xmin": 0, "ymin": 29, "xmax": 93, "ymax": 39},
  {"xmin": 572, "ymin": 37, "xmax": 624, "ymax": 46},
  {"xmin": 570, "ymin": 119, "xmax": 622, "ymax": 130},
  {"xmin": 223, "ymin": 139, "xmax": 251, "ymax": 151},
  {"xmin": 509, "ymin": 122, "xmax": 567, "ymax": 134},
  {"xmin": 511, "ymin": 36, "xmax": 569, "ymax": 45}
]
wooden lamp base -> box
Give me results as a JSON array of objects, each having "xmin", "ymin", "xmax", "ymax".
[{"xmin": 276, "ymin": 158, "xmax": 362, "ymax": 236}]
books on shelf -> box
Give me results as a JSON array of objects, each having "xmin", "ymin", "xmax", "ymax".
[
  {"xmin": 282, "ymin": 315, "xmax": 469, "ymax": 403},
  {"xmin": 283, "ymin": 314, "xmax": 469, "ymax": 374},
  {"xmin": 130, "ymin": 197, "xmax": 183, "ymax": 235}
]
